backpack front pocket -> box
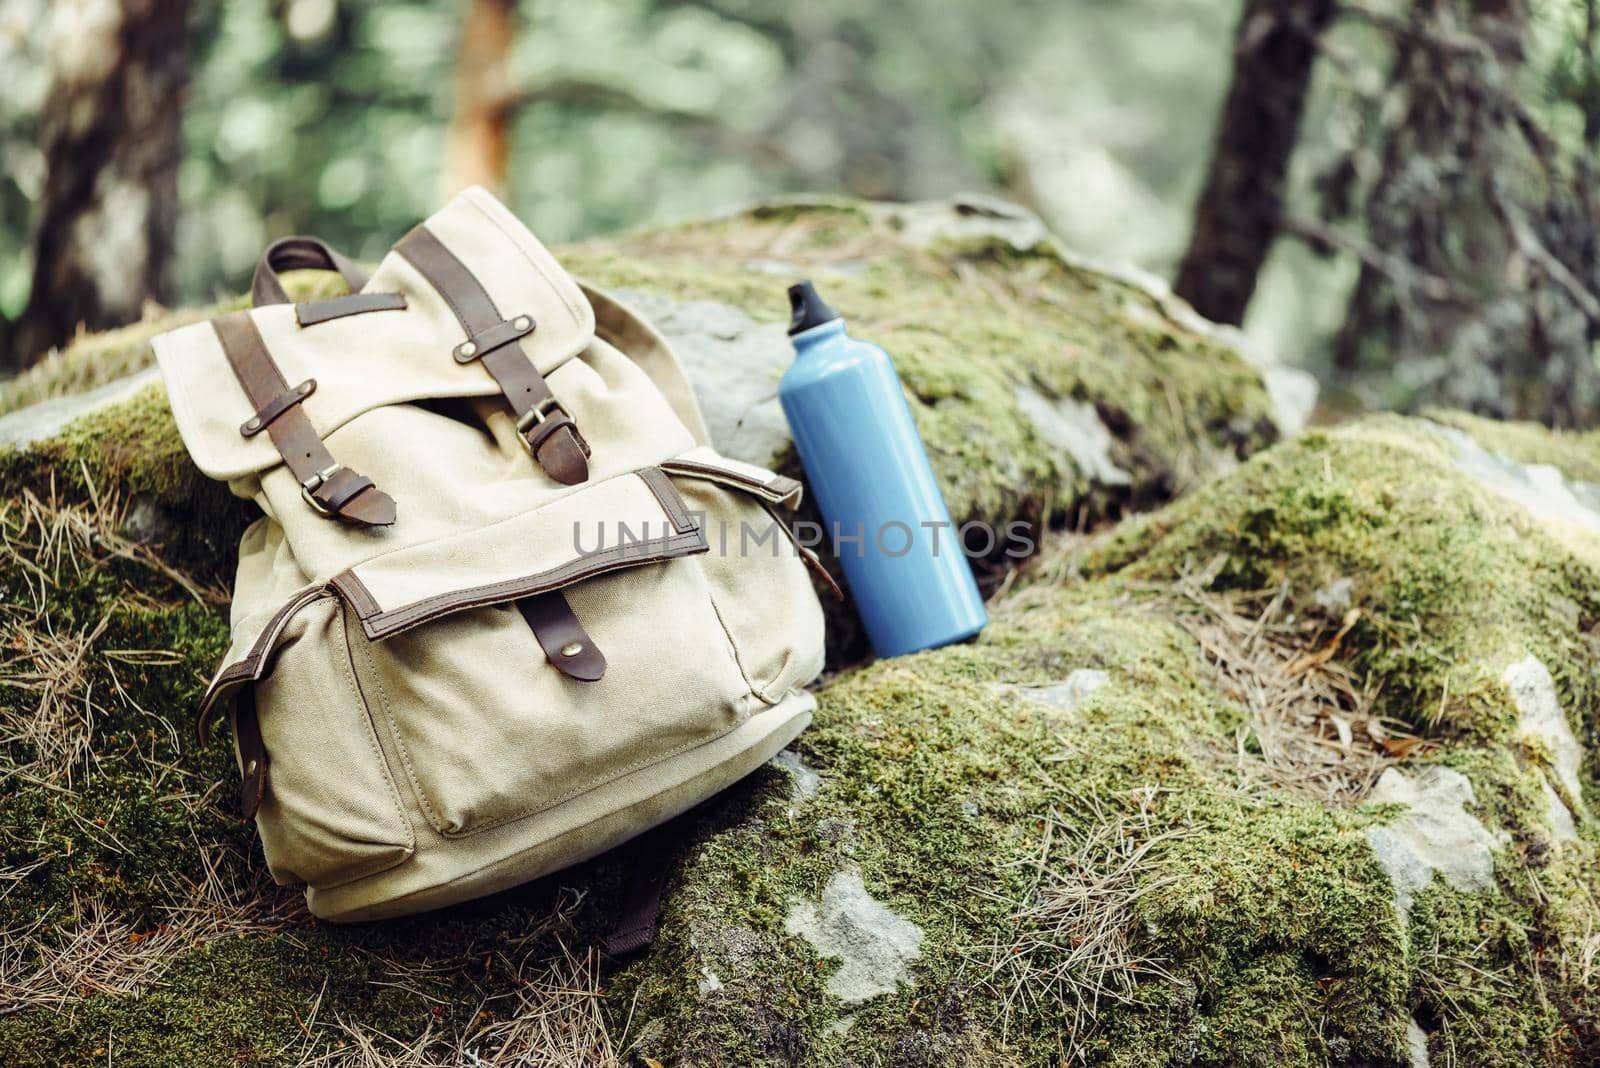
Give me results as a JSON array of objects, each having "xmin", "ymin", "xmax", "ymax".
[{"xmin": 331, "ymin": 466, "xmax": 757, "ymax": 838}]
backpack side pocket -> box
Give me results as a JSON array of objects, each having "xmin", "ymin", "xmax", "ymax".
[{"xmin": 227, "ymin": 595, "xmax": 416, "ymax": 889}]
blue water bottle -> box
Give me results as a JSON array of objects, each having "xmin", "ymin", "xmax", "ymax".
[{"xmin": 779, "ymin": 281, "xmax": 987, "ymax": 657}]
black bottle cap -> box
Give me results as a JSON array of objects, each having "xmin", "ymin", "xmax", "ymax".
[{"xmin": 787, "ymin": 280, "xmax": 841, "ymax": 336}]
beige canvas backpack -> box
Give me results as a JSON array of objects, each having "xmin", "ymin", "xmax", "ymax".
[{"xmin": 153, "ymin": 187, "xmax": 826, "ymax": 926}]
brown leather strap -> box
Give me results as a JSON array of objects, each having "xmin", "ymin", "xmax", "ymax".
[
  {"xmin": 253, "ymin": 236, "xmax": 370, "ymax": 307},
  {"xmin": 603, "ymin": 830, "xmax": 672, "ymax": 957},
  {"xmin": 213, "ymin": 312, "xmax": 397, "ymax": 526},
  {"xmin": 241, "ymin": 379, "xmax": 315, "ymax": 437},
  {"xmin": 517, "ymin": 592, "xmax": 606, "ymax": 681},
  {"xmin": 236, "ymin": 689, "xmax": 268, "ymax": 821},
  {"xmin": 453, "ymin": 314, "xmax": 536, "ymax": 364},
  {"xmin": 761, "ymin": 502, "xmax": 845, "ymax": 600},
  {"xmin": 296, "ymin": 292, "xmax": 407, "ymax": 326},
  {"xmin": 395, "ymin": 225, "xmax": 591, "ymax": 485}
]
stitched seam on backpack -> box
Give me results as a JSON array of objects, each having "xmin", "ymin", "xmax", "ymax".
[
  {"xmin": 415, "ymin": 232, "xmax": 495, "ymax": 333},
  {"xmin": 359, "ymin": 633, "xmax": 450, "ymax": 836},
  {"xmin": 198, "ymin": 587, "xmax": 331, "ymax": 734},
  {"xmin": 357, "ymin": 596, "xmax": 741, "ymax": 840},
  {"xmin": 354, "ymin": 530, "xmax": 707, "ymax": 638},
  {"xmin": 311, "ymin": 605, "xmax": 416, "ymax": 887},
  {"xmin": 316, "ymin": 696, "xmax": 813, "ymax": 909},
  {"xmin": 428, "ymin": 560, "xmax": 755, "ymax": 839},
  {"xmin": 463, "ymin": 193, "xmax": 589, "ymax": 328},
  {"xmin": 330, "ymin": 468, "xmax": 662, "ymax": 574},
  {"xmin": 437, "ymin": 698, "xmax": 750, "ymax": 839},
  {"xmin": 696, "ymin": 555, "xmax": 775, "ymax": 706}
]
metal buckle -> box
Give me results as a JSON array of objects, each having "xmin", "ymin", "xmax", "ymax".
[
  {"xmin": 515, "ymin": 397, "xmax": 566, "ymax": 450},
  {"xmin": 299, "ymin": 463, "xmax": 345, "ymax": 516}
]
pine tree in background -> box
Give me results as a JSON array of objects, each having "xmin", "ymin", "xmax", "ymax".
[
  {"xmin": 1327, "ymin": 0, "xmax": 1600, "ymax": 426},
  {"xmin": 1183, "ymin": 0, "xmax": 1600, "ymax": 426}
]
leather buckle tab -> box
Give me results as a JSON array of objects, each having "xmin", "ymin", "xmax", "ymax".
[
  {"xmin": 299, "ymin": 463, "xmax": 345, "ymax": 516},
  {"xmin": 454, "ymin": 313, "xmax": 536, "ymax": 364},
  {"xmin": 241, "ymin": 379, "xmax": 315, "ymax": 438}
]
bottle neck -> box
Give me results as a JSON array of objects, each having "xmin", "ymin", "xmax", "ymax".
[{"xmin": 789, "ymin": 318, "xmax": 847, "ymax": 353}]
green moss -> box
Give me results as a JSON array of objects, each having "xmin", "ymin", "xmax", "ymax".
[
  {"xmin": 1092, "ymin": 418, "xmax": 1600, "ymax": 742},
  {"xmin": 1423, "ymin": 409, "xmax": 1600, "ymax": 484},
  {"xmin": 0, "ymin": 271, "xmax": 350, "ymax": 417},
  {"xmin": 0, "ymin": 382, "xmax": 253, "ymax": 579},
  {"xmin": 608, "ymin": 415, "xmax": 1600, "ymax": 1065},
  {"xmin": 566, "ymin": 202, "xmax": 1280, "ymax": 531},
  {"xmin": 1, "ymin": 248, "xmax": 1596, "ymax": 1064}
]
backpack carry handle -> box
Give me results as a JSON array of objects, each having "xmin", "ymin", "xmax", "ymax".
[{"xmin": 252, "ymin": 236, "xmax": 369, "ymax": 307}]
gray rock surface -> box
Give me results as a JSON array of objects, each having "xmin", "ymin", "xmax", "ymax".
[
  {"xmin": 0, "ymin": 366, "xmax": 160, "ymax": 449},
  {"xmin": 784, "ymin": 869, "xmax": 925, "ymax": 1005},
  {"xmin": 1013, "ymin": 388, "xmax": 1132, "ymax": 487},
  {"xmin": 611, "ymin": 288, "xmax": 792, "ymax": 469},
  {"xmin": 1366, "ymin": 767, "xmax": 1499, "ymax": 919},
  {"xmin": 1406, "ymin": 1018, "xmax": 1431, "ymax": 1068},
  {"xmin": 1503, "ymin": 655, "xmax": 1586, "ymax": 825},
  {"xmin": 1433, "ymin": 423, "xmax": 1600, "ymax": 533}
]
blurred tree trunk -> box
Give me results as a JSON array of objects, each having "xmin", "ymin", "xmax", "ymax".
[
  {"xmin": 10, "ymin": 0, "xmax": 190, "ymax": 370},
  {"xmin": 442, "ymin": 0, "xmax": 517, "ymax": 199},
  {"xmin": 1173, "ymin": 0, "xmax": 1337, "ymax": 326}
]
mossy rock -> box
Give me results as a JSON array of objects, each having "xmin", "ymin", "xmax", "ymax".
[
  {"xmin": 1, "ymin": 196, "xmax": 1297, "ymax": 537},
  {"xmin": 5, "ymin": 202, "xmax": 1597, "ymax": 1065}
]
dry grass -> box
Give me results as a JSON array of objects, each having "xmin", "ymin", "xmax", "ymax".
[
  {"xmin": 0, "ymin": 467, "xmax": 224, "ymax": 610},
  {"xmin": 0, "ymin": 843, "xmax": 306, "ymax": 1018},
  {"xmin": 293, "ymin": 891, "xmax": 622, "ymax": 1068},
  {"xmin": 971, "ymin": 789, "xmax": 1193, "ymax": 1063},
  {"xmin": 1163, "ymin": 556, "xmax": 1427, "ymax": 803},
  {"xmin": 0, "ymin": 469, "xmax": 220, "ymax": 791},
  {"xmin": 296, "ymin": 941, "xmax": 620, "ymax": 1067}
]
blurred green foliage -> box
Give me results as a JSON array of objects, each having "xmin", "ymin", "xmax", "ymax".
[
  {"xmin": 1, "ymin": 0, "xmax": 1225, "ymax": 319},
  {"xmin": 2, "ymin": 0, "xmax": 1594, "ymax": 392}
]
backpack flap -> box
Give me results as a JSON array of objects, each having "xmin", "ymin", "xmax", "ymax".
[
  {"xmin": 329, "ymin": 465, "xmax": 707, "ymax": 640},
  {"xmin": 153, "ymin": 186, "xmax": 596, "ymax": 486}
]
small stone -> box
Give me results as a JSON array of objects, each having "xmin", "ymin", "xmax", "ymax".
[
  {"xmin": 122, "ymin": 494, "xmax": 178, "ymax": 545},
  {"xmin": 771, "ymin": 748, "xmax": 821, "ymax": 802},
  {"xmin": 1503, "ymin": 656, "xmax": 1586, "ymax": 818},
  {"xmin": 1406, "ymin": 1018, "xmax": 1431, "ymax": 1068},
  {"xmin": 1366, "ymin": 767, "xmax": 1499, "ymax": 920},
  {"xmin": 1313, "ymin": 577, "xmax": 1354, "ymax": 613},
  {"xmin": 1013, "ymin": 387, "xmax": 1132, "ymax": 487},
  {"xmin": 784, "ymin": 870, "xmax": 925, "ymax": 1005},
  {"xmin": 993, "ymin": 669, "xmax": 1109, "ymax": 714},
  {"xmin": 1539, "ymin": 778, "xmax": 1578, "ymax": 844}
]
